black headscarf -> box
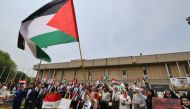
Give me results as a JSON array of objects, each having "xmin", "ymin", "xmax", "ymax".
[
  {"xmin": 180, "ymin": 95, "xmax": 190, "ymax": 108},
  {"xmin": 163, "ymin": 90, "xmax": 178, "ymax": 99}
]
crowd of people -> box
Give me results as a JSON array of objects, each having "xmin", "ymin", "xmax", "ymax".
[{"xmin": 0, "ymin": 79, "xmax": 190, "ymax": 109}]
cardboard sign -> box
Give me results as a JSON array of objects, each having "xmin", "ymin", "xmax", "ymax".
[
  {"xmin": 57, "ymin": 98, "xmax": 72, "ymax": 109},
  {"xmin": 152, "ymin": 97, "xmax": 181, "ymax": 109}
]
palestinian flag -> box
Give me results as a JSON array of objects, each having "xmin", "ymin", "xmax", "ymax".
[
  {"xmin": 18, "ymin": 0, "xmax": 79, "ymax": 62},
  {"xmin": 42, "ymin": 93, "xmax": 62, "ymax": 108},
  {"xmin": 119, "ymin": 81, "xmax": 125, "ymax": 91}
]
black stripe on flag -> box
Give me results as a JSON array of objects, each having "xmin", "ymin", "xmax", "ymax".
[
  {"xmin": 22, "ymin": 0, "xmax": 68, "ymax": 23},
  {"xmin": 17, "ymin": 32, "xmax": 25, "ymax": 50}
]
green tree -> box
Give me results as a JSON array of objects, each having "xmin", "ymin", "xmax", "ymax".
[{"xmin": 0, "ymin": 50, "xmax": 17, "ymax": 83}]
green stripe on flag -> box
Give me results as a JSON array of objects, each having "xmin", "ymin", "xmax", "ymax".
[
  {"xmin": 36, "ymin": 45, "xmax": 51, "ymax": 62},
  {"xmin": 31, "ymin": 30, "xmax": 77, "ymax": 48}
]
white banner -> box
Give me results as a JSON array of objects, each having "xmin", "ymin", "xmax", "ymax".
[
  {"xmin": 57, "ymin": 98, "xmax": 71, "ymax": 109},
  {"xmin": 170, "ymin": 77, "xmax": 190, "ymax": 91}
]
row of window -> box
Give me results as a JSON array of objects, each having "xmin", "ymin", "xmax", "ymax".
[{"xmin": 40, "ymin": 62, "xmax": 190, "ymax": 80}]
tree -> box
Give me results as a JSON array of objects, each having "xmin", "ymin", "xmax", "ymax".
[{"xmin": 0, "ymin": 50, "xmax": 17, "ymax": 83}]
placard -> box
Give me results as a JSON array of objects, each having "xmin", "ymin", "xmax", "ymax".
[
  {"xmin": 57, "ymin": 98, "xmax": 72, "ymax": 109},
  {"xmin": 152, "ymin": 97, "xmax": 181, "ymax": 109}
]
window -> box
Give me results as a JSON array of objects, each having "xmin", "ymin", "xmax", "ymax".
[
  {"xmin": 61, "ymin": 70, "xmax": 64, "ymax": 80},
  {"xmin": 53, "ymin": 70, "xmax": 56, "ymax": 79},
  {"xmin": 39, "ymin": 71, "xmax": 43, "ymax": 80},
  {"xmin": 50, "ymin": 70, "xmax": 54, "ymax": 79},
  {"xmin": 122, "ymin": 68, "xmax": 127, "ymax": 76},
  {"xmin": 122, "ymin": 68, "xmax": 127, "ymax": 80},
  {"xmin": 142, "ymin": 66, "xmax": 148, "ymax": 80},
  {"xmin": 74, "ymin": 69, "xmax": 77, "ymax": 79},
  {"xmin": 142, "ymin": 66, "xmax": 147, "ymax": 75},
  {"xmin": 88, "ymin": 69, "xmax": 92, "ymax": 81}
]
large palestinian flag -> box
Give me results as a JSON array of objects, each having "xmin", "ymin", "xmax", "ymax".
[{"xmin": 18, "ymin": 0, "xmax": 79, "ymax": 62}]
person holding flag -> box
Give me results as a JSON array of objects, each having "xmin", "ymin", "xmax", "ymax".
[{"xmin": 119, "ymin": 89, "xmax": 131, "ymax": 109}]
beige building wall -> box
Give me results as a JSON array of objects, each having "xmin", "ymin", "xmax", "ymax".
[
  {"xmin": 91, "ymin": 68, "xmax": 105, "ymax": 80},
  {"xmin": 127, "ymin": 66, "xmax": 143, "ymax": 81},
  {"xmin": 178, "ymin": 63, "xmax": 187, "ymax": 77},
  {"xmin": 147, "ymin": 64, "xmax": 168, "ymax": 80},
  {"xmin": 109, "ymin": 67, "xmax": 122, "ymax": 80},
  {"xmin": 42, "ymin": 69, "xmax": 51, "ymax": 79},
  {"xmin": 38, "ymin": 63, "xmax": 187, "ymax": 84},
  {"xmin": 54, "ymin": 70, "xmax": 63, "ymax": 80},
  {"xmin": 36, "ymin": 52, "xmax": 190, "ymax": 84},
  {"xmin": 63, "ymin": 69, "xmax": 75, "ymax": 81},
  {"xmin": 76, "ymin": 69, "xmax": 88, "ymax": 81},
  {"xmin": 171, "ymin": 63, "xmax": 181, "ymax": 78}
]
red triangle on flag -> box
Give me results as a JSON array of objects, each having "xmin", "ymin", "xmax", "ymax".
[{"xmin": 48, "ymin": 0, "xmax": 79, "ymax": 40}]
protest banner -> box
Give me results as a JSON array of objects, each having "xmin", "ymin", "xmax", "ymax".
[
  {"xmin": 0, "ymin": 91, "xmax": 11, "ymax": 98},
  {"xmin": 57, "ymin": 98, "xmax": 72, "ymax": 109},
  {"xmin": 152, "ymin": 97, "xmax": 181, "ymax": 109},
  {"xmin": 170, "ymin": 77, "xmax": 190, "ymax": 91},
  {"xmin": 150, "ymin": 84, "xmax": 169, "ymax": 92},
  {"xmin": 42, "ymin": 93, "xmax": 61, "ymax": 108}
]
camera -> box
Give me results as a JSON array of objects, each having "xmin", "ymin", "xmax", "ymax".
[{"xmin": 121, "ymin": 101, "xmax": 126, "ymax": 106}]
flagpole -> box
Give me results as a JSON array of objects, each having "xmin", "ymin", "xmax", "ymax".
[
  {"xmin": 71, "ymin": 0, "xmax": 86, "ymax": 84},
  {"xmin": 25, "ymin": 68, "xmax": 29, "ymax": 81},
  {"xmin": 13, "ymin": 70, "xmax": 18, "ymax": 81},
  {"xmin": 78, "ymin": 42, "xmax": 86, "ymax": 84},
  {"xmin": 4, "ymin": 66, "xmax": 13, "ymax": 84},
  {"xmin": 36, "ymin": 59, "xmax": 42, "ymax": 81},
  {"xmin": 0, "ymin": 66, "xmax": 6, "ymax": 82},
  {"xmin": 19, "ymin": 68, "xmax": 25, "ymax": 81}
]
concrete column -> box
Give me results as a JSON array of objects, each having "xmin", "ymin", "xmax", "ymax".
[
  {"xmin": 53, "ymin": 69, "xmax": 56, "ymax": 79},
  {"xmin": 176, "ymin": 62, "xmax": 182, "ymax": 77},
  {"xmin": 165, "ymin": 63, "xmax": 170, "ymax": 78},
  {"xmin": 187, "ymin": 60, "xmax": 190, "ymax": 69}
]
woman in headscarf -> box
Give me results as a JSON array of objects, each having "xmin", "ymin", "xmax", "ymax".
[
  {"xmin": 112, "ymin": 85, "xmax": 120, "ymax": 109},
  {"xmin": 163, "ymin": 90, "xmax": 178, "ymax": 99},
  {"xmin": 119, "ymin": 89, "xmax": 131, "ymax": 109},
  {"xmin": 181, "ymin": 95, "xmax": 190, "ymax": 109},
  {"xmin": 132, "ymin": 88, "xmax": 147, "ymax": 109},
  {"xmin": 146, "ymin": 89, "xmax": 155, "ymax": 109}
]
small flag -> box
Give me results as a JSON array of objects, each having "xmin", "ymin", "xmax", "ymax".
[
  {"xmin": 42, "ymin": 93, "xmax": 62, "ymax": 108},
  {"xmin": 112, "ymin": 78, "xmax": 117, "ymax": 84},
  {"xmin": 119, "ymin": 81, "xmax": 125, "ymax": 91}
]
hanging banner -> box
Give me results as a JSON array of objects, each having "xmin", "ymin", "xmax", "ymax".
[
  {"xmin": 170, "ymin": 77, "xmax": 190, "ymax": 91},
  {"xmin": 152, "ymin": 97, "xmax": 181, "ymax": 109}
]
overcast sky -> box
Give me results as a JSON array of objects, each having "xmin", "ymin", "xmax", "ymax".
[{"xmin": 0, "ymin": 0, "xmax": 190, "ymax": 76}]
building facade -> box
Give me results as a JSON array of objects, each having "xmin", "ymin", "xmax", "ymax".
[{"xmin": 33, "ymin": 51, "xmax": 190, "ymax": 87}]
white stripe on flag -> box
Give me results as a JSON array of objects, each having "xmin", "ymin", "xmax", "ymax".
[
  {"xmin": 20, "ymin": 15, "xmax": 57, "ymax": 39},
  {"xmin": 42, "ymin": 100, "xmax": 61, "ymax": 108}
]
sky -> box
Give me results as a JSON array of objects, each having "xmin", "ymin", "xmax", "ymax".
[{"xmin": 0, "ymin": 0, "xmax": 190, "ymax": 77}]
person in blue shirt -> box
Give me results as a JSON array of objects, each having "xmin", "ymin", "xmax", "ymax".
[{"xmin": 13, "ymin": 85, "xmax": 24, "ymax": 109}]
